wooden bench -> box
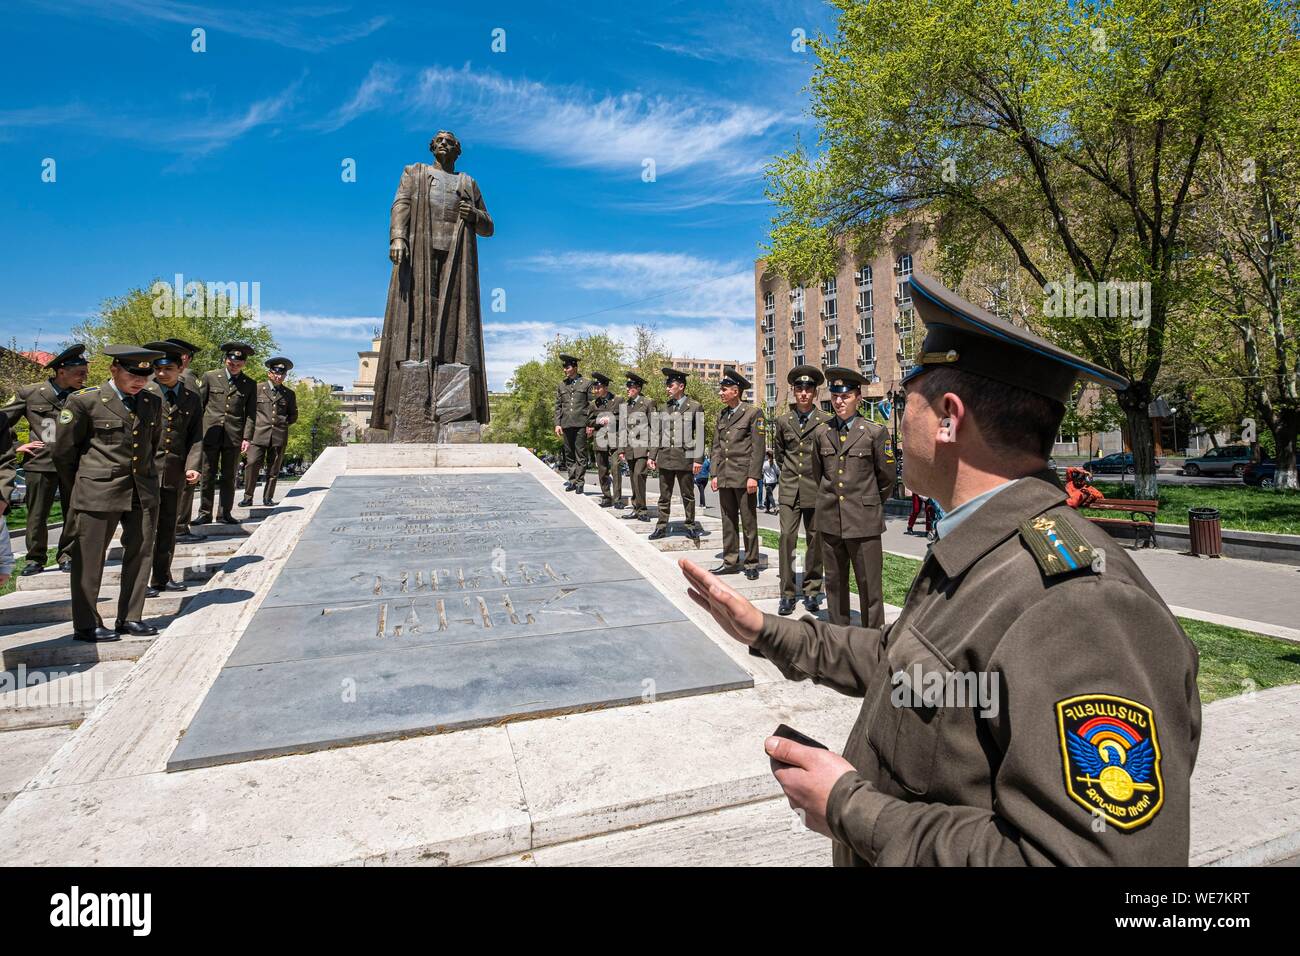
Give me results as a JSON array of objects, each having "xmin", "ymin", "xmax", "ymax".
[{"xmin": 1085, "ymin": 499, "xmax": 1159, "ymax": 548}]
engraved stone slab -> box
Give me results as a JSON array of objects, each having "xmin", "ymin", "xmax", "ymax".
[
  {"xmin": 391, "ymin": 360, "xmax": 439, "ymax": 443},
  {"xmin": 264, "ymin": 550, "xmax": 643, "ymax": 608},
  {"xmin": 432, "ymin": 362, "xmax": 473, "ymax": 423},
  {"xmin": 296, "ymin": 508, "xmax": 585, "ymax": 544},
  {"xmin": 285, "ymin": 525, "xmax": 607, "ymax": 566},
  {"xmin": 168, "ymin": 622, "xmax": 754, "ymax": 771}
]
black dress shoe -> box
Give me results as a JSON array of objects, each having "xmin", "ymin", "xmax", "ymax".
[
  {"xmin": 20, "ymin": 562, "xmax": 44, "ymax": 576},
  {"xmin": 636, "ymin": 513, "xmax": 650, "ymax": 522},
  {"xmin": 572, "ymin": 485, "xmax": 584, "ymax": 494},
  {"xmin": 74, "ymin": 627, "xmax": 120, "ymax": 643},
  {"xmin": 238, "ymin": 498, "xmax": 254, "ymax": 508},
  {"xmin": 802, "ymin": 593, "xmax": 824, "ymax": 612},
  {"xmin": 218, "ymin": 514, "xmax": 239, "ymax": 525},
  {"xmin": 563, "ymin": 481, "xmax": 574, "ymax": 491},
  {"xmin": 115, "ymin": 620, "xmax": 159, "ymax": 636},
  {"xmin": 262, "ymin": 499, "xmax": 277, "ymax": 506},
  {"xmin": 58, "ymin": 560, "xmax": 72, "ymax": 573},
  {"xmin": 617, "ymin": 511, "xmax": 637, "ymax": 519},
  {"xmin": 153, "ymin": 579, "xmax": 188, "ymax": 592},
  {"xmin": 598, "ymin": 499, "xmax": 613, "ymax": 508},
  {"xmin": 175, "ymin": 532, "xmax": 204, "ymax": 543},
  {"xmin": 613, "ymin": 499, "xmax": 627, "ymax": 509},
  {"xmin": 777, "ymin": 597, "xmax": 797, "ymax": 616},
  {"xmin": 648, "ymin": 527, "xmax": 667, "ymax": 540},
  {"xmin": 684, "ymin": 525, "xmax": 701, "ymax": 542},
  {"xmin": 744, "ymin": 568, "xmax": 760, "ymax": 580},
  {"xmin": 709, "ymin": 564, "xmax": 740, "ymax": 575},
  {"xmin": 192, "ymin": 513, "xmax": 212, "ymax": 525}
]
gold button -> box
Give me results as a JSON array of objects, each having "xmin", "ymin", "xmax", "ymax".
[{"xmin": 839, "ymin": 495, "xmax": 844, "ymax": 500}]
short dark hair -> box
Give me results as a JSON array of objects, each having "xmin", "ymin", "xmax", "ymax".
[{"xmin": 909, "ymin": 367, "xmax": 1064, "ymax": 459}]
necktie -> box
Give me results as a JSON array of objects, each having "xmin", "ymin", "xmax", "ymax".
[
  {"xmin": 123, "ymin": 394, "xmax": 137, "ymax": 413},
  {"xmin": 166, "ymin": 388, "xmax": 177, "ymax": 406}
]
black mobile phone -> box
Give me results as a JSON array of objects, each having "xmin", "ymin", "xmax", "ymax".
[{"xmin": 772, "ymin": 723, "xmax": 829, "ymax": 756}]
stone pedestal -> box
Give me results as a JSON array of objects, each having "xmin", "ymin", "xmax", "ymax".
[{"xmin": 389, "ymin": 360, "xmax": 482, "ymax": 444}]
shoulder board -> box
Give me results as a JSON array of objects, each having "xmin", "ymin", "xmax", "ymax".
[
  {"xmin": 73, "ymin": 386, "xmax": 99, "ymax": 395},
  {"xmin": 1018, "ymin": 513, "xmax": 1097, "ymax": 578}
]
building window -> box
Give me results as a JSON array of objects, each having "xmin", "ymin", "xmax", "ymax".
[
  {"xmin": 896, "ymin": 254, "xmax": 912, "ymax": 277},
  {"xmin": 793, "ymin": 330, "xmax": 805, "ymax": 351},
  {"xmin": 859, "ymin": 311, "xmax": 874, "ymax": 337},
  {"xmin": 896, "ymin": 279, "xmax": 912, "ymax": 306},
  {"xmin": 764, "ymin": 291, "xmax": 774, "ymax": 312},
  {"xmin": 766, "ymin": 382, "xmax": 777, "ymax": 406},
  {"xmin": 822, "ymin": 277, "xmax": 837, "ymax": 297},
  {"xmin": 823, "ymin": 297, "xmax": 837, "ymax": 323},
  {"xmin": 860, "ymin": 339, "xmax": 875, "ymax": 366},
  {"xmin": 857, "ymin": 288, "xmax": 873, "ymax": 313},
  {"xmin": 766, "ymin": 357, "xmax": 775, "ymax": 376},
  {"xmin": 855, "ymin": 264, "xmax": 873, "ymax": 287},
  {"xmin": 825, "ymin": 347, "xmax": 839, "ymax": 365}
]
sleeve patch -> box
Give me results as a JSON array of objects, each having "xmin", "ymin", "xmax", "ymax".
[
  {"xmin": 1058, "ymin": 694, "xmax": 1163, "ymax": 829},
  {"xmin": 58, "ymin": 408, "xmax": 73, "ymax": 424}
]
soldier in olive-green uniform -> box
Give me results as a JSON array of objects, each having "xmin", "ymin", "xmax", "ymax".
[
  {"xmin": 165, "ymin": 337, "xmax": 203, "ymax": 542},
  {"xmin": 554, "ymin": 353, "xmax": 592, "ymax": 493},
  {"xmin": 680, "ymin": 272, "xmax": 1200, "ymax": 866},
  {"xmin": 616, "ymin": 371, "xmax": 655, "ymax": 521},
  {"xmin": 588, "ymin": 372, "xmax": 624, "ymax": 508},
  {"xmin": 53, "ymin": 346, "xmax": 167, "ymax": 642},
  {"xmin": 240, "ymin": 356, "xmax": 299, "ymax": 507},
  {"xmin": 196, "ymin": 342, "xmax": 257, "ymax": 524},
  {"xmin": 648, "ymin": 367, "xmax": 704, "ymax": 542},
  {"xmin": 773, "ymin": 365, "xmax": 830, "ymax": 615},
  {"xmin": 143, "ymin": 342, "xmax": 203, "ymax": 596},
  {"xmin": 2, "ymin": 344, "xmax": 89, "ymax": 574},
  {"xmin": 709, "ymin": 367, "xmax": 765, "ymax": 579},
  {"xmin": 813, "ymin": 366, "xmax": 896, "ymax": 628}
]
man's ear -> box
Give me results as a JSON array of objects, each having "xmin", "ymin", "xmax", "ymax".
[{"xmin": 937, "ymin": 392, "xmax": 965, "ymax": 444}]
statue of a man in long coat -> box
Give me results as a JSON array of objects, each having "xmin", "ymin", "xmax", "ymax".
[{"xmin": 372, "ymin": 130, "xmax": 494, "ymax": 430}]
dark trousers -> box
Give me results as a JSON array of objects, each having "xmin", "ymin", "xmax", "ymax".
[
  {"xmin": 595, "ymin": 449, "xmax": 622, "ymax": 502},
  {"xmin": 719, "ymin": 485, "xmax": 759, "ymax": 569},
  {"xmin": 175, "ymin": 480, "xmax": 195, "ymax": 535},
  {"xmin": 779, "ymin": 503, "xmax": 823, "ymax": 599},
  {"xmin": 695, "ymin": 479, "xmax": 707, "ymax": 505},
  {"xmin": 152, "ymin": 482, "xmax": 188, "ymax": 586},
  {"xmin": 200, "ymin": 441, "xmax": 241, "ymax": 517},
  {"xmin": 21, "ymin": 469, "xmax": 76, "ymax": 565},
  {"xmin": 71, "ymin": 496, "xmax": 157, "ymax": 629},
  {"xmin": 243, "ymin": 442, "xmax": 286, "ymax": 503},
  {"xmin": 821, "ymin": 532, "xmax": 884, "ymax": 628},
  {"xmin": 656, "ymin": 469, "xmax": 695, "ymax": 528},
  {"xmin": 627, "ymin": 455, "xmax": 649, "ymax": 515},
  {"xmin": 562, "ymin": 427, "xmax": 588, "ymax": 485}
]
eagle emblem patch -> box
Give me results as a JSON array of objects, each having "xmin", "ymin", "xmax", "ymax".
[
  {"xmin": 1057, "ymin": 694, "xmax": 1163, "ymax": 829},
  {"xmin": 58, "ymin": 408, "xmax": 73, "ymax": 424}
]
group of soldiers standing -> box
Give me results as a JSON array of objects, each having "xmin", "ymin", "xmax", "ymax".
[
  {"xmin": 2, "ymin": 340, "xmax": 298, "ymax": 643},
  {"xmin": 554, "ymin": 354, "xmax": 897, "ymax": 626}
]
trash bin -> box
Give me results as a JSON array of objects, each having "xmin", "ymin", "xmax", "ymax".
[{"xmin": 1188, "ymin": 507, "xmax": 1222, "ymax": 558}]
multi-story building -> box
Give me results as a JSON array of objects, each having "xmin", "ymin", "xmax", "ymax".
[
  {"xmin": 755, "ymin": 227, "xmax": 929, "ymax": 421},
  {"xmin": 669, "ymin": 356, "xmax": 756, "ymax": 403},
  {"xmin": 335, "ymin": 337, "xmax": 380, "ymax": 440}
]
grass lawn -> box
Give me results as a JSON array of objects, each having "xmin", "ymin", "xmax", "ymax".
[
  {"xmin": 1084, "ymin": 482, "xmax": 1300, "ymax": 535},
  {"xmin": 757, "ymin": 532, "xmax": 1300, "ymax": 703},
  {"xmin": 5, "ymin": 500, "xmax": 63, "ymax": 532}
]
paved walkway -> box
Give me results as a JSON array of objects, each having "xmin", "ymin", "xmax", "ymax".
[{"xmin": 636, "ymin": 476, "xmax": 1300, "ymax": 639}]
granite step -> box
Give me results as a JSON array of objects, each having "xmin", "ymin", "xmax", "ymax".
[
  {"xmin": 0, "ymin": 724, "xmax": 77, "ymax": 813},
  {"xmin": 0, "ymin": 590, "xmax": 188, "ymax": 627},
  {"xmin": 676, "ymin": 548, "xmax": 782, "ymax": 600},
  {"xmin": 0, "ymin": 659, "xmax": 135, "ymax": 731},
  {"xmin": 17, "ymin": 559, "xmax": 216, "ymax": 592},
  {"xmin": 107, "ymin": 538, "xmax": 240, "ymax": 562},
  {"xmin": 0, "ymin": 616, "xmax": 178, "ymax": 669}
]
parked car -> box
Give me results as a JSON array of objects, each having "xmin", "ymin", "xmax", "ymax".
[
  {"xmin": 1182, "ymin": 445, "xmax": 1253, "ymax": 478},
  {"xmin": 1083, "ymin": 452, "xmax": 1142, "ymax": 475},
  {"xmin": 1242, "ymin": 460, "xmax": 1277, "ymax": 489}
]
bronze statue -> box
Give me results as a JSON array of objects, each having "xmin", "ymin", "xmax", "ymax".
[{"xmin": 372, "ymin": 130, "xmax": 494, "ymax": 433}]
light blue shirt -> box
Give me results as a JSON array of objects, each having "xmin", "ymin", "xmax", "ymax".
[{"xmin": 935, "ymin": 480, "xmax": 1017, "ymax": 539}]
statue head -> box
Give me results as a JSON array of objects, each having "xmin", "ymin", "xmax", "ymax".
[{"xmin": 429, "ymin": 130, "xmax": 462, "ymax": 163}]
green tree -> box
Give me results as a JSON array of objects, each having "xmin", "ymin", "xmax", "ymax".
[
  {"xmin": 286, "ymin": 382, "xmax": 344, "ymax": 464},
  {"xmin": 70, "ymin": 281, "xmax": 279, "ymax": 383},
  {"xmin": 765, "ymin": 0, "xmax": 1290, "ymax": 498}
]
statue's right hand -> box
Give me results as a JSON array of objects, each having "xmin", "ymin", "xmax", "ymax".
[{"xmin": 389, "ymin": 239, "xmax": 408, "ymax": 266}]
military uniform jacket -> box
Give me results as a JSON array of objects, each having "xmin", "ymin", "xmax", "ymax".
[
  {"xmin": 555, "ymin": 375, "xmax": 593, "ymax": 429},
  {"xmin": 590, "ymin": 392, "xmax": 620, "ymax": 448},
  {"xmin": 251, "ymin": 380, "xmax": 299, "ymax": 448},
  {"xmin": 146, "ymin": 382, "xmax": 203, "ymax": 490},
  {"xmin": 649, "ymin": 396, "xmax": 704, "ymax": 471},
  {"xmin": 773, "ymin": 406, "xmax": 831, "ymax": 508},
  {"xmin": 199, "ymin": 369, "xmax": 257, "ymax": 448},
  {"xmin": 618, "ymin": 395, "xmax": 656, "ymax": 460},
  {"xmin": 181, "ymin": 368, "xmax": 201, "ymax": 394},
  {"xmin": 0, "ymin": 418, "xmax": 15, "ymax": 505},
  {"xmin": 2, "ymin": 380, "xmax": 76, "ymax": 473},
  {"xmin": 755, "ymin": 473, "xmax": 1201, "ymax": 866},
  {"xmin": 711, "ymin": 401, "xmax": 765, "ymax": 487},
  {"xmin": 811, "ymin": 415, "xmax": 896, "ymax": 538},
  {"xmin": 52, "ymin": 384, "xmax": 165, "ymax": 511}
]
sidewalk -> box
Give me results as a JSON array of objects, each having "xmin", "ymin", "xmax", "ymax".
[{"xmin": 638, "ymin": 475, "xmax": 1300, "ymax": 640}]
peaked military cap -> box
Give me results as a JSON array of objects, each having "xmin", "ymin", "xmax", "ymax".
[
  {"xmin": 787, "ymin": 364, "xmax": 824, "ymax": 388},
  {"xmin": 265, "ymin": 356, "xmax": 294, "ymax": 373},
  {"xmin": 624, "ymin": 371, "xmax": 647, "ymax": 388},
  {"xmin": 591, "ymin": 372, "xmax": 611, "ymax": 387},
  {"xmin": 143, "ymin": 340, "xmax": 183, "ymax": 365},
  {"xmin": 221, "ymin": 341, "xmax": 254, "ymax": 361},
  {"xmin": 558, "ymin": 353, "xmax": 579, "ymax": 366},
  {"xmin": 165, "ymin": 337, "xmax": 200, "ymax": 355},
  {"xmin": 907, "ymin": 271, "xmax": 1128, "ymax": 403},
  {"xmin": 661, "ymin": 367, "xmax": 688, "ymax": 384},
  {"xmin": 719, "ymin": 366, "xmax": 750, "ymax": 390},
  {"xmin": 105, "ymin": 345, "xmax": 166, "ymax": 374},
  {"xmin": 46, "ymin": 344, "xmax": 88, "ymax": 369},
  {"xmin": 824, "ymin": 366, "xmax": 866, "ymax": 393}
]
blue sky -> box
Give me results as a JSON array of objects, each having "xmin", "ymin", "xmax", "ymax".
[{"xmin": 0, "ymin": 0, "xmax": 831, "ymax": 389}]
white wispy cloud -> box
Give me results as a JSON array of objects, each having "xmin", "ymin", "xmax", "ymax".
[
  {"xmin": 259, "ymin": 310, "xmax": 381, "ymax": 338},
  {"xmin": 45, "ymin": 0, "xmax": 388, "ymax": 52},
  {"xmin": 313, "ymin": 61, "xmax": 401, "ymax": 132}
]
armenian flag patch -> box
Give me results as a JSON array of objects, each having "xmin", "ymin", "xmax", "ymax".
[{"xmin": 1057, "ymin": 694, "xmax": 1163, "ymax": 829}]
